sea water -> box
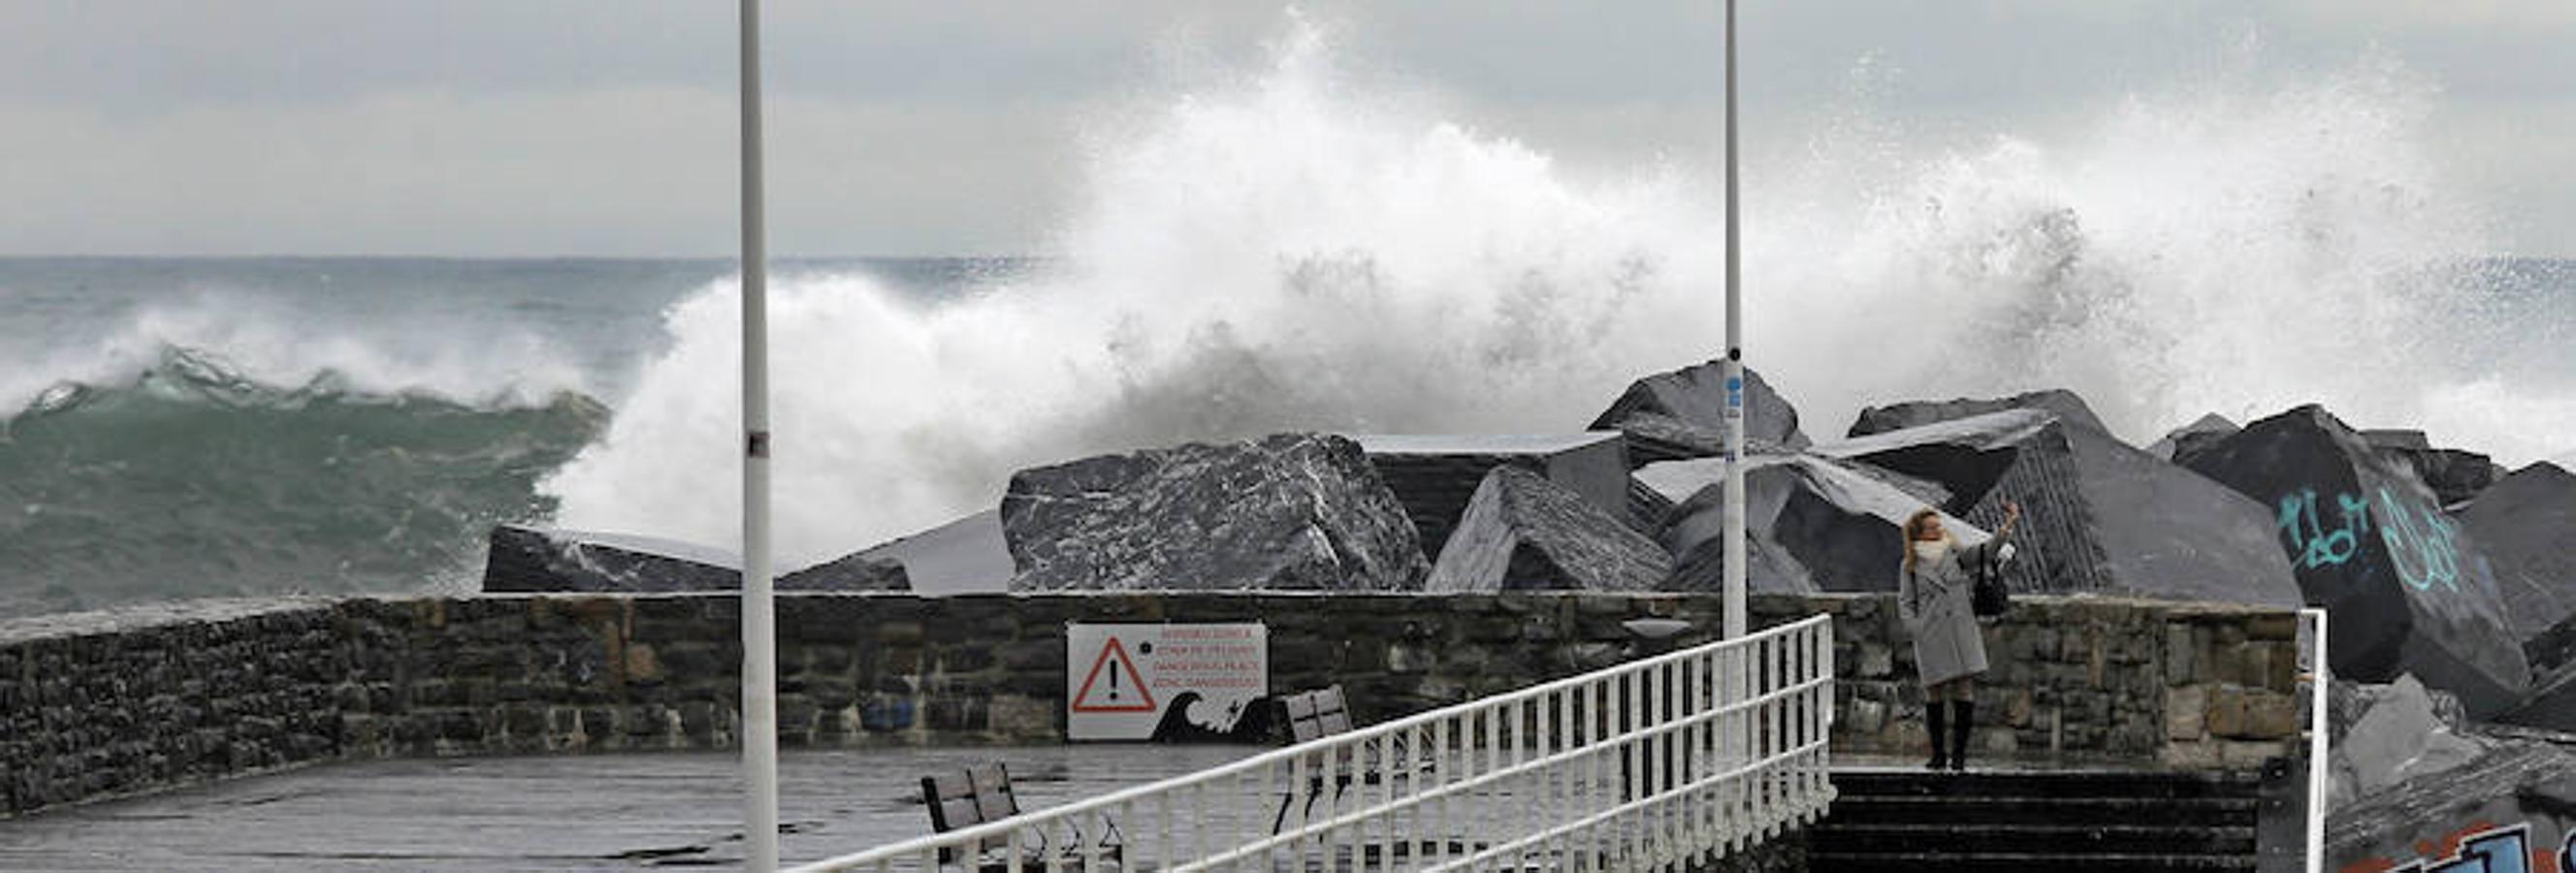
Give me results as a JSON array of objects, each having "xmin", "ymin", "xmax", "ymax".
[{"xmin": 4, "ymin": 26, "xmax": 2571, "ymax": 619}]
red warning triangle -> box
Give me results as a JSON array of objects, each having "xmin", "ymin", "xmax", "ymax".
[{"xmin": 1071, "ymin": 637, "xmax": 1157, "ymax": 713}]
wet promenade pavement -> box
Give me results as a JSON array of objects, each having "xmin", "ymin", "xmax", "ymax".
[{"xmin": 0, "ymin": 745, "xmax": 1266, "ymax": 871}]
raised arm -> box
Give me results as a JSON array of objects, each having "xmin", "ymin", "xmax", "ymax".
[{"xmin": 1963, "ymin": 500, "xmax": 2024, "ymax": 565}]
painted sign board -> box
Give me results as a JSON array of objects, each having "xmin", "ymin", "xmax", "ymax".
[{"xmin": 1066, "ymin": 623, "xmax": 1268, "ymax": 741}]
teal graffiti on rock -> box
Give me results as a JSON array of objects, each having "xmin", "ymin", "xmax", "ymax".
[
  {"xmin": 2377, "ymin": 486, "xmax": 2464, "ymax": 594},
  {"xmin": 2275, "ymin": 488, "xmax": 2372, "ymax": 569}
]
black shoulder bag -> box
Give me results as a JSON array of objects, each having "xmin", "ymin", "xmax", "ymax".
[{"xmin": 1969, "ymin": 544, "xmax": 2012, "ymax": 618}]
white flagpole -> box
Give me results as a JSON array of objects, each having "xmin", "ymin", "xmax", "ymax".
[
  {"xmin": 738, "ymin": 0, "xmax": 781, "ymax": 868},
  {"xmin": 1721, "ymin": 0, "xmax": 1748, "ymax": 640}
]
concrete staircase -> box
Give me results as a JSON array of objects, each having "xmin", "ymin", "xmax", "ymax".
[{"xmin": 1810, "ymin": 768, "xmax": 2264, "ymax": 871}]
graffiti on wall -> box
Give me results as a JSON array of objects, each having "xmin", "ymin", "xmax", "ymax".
[
  {"xmin": 2273, "ymin": 485, "xmax": 2468, "ymax": 593},
  {"xmin": 2340, "ymin": 821, "xmax": 2575, "ymax": 873}
]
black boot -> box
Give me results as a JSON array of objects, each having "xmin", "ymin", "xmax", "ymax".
[
  {"xmin": 1948, "ymin": 700, "xmax": 1975, "ymax": 772},
  {"xmin": 1923, "ymin": 701, "xmax": 1948, "ymax": 770}
]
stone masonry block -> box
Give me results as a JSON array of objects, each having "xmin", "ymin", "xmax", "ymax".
[
  {"xmin": 2165, "ymin": 624, "xmax": 2196, "ymax": 686},
  {"xmin": 2167, "ymin": 685, "xmax": 2207, "ymax": 741}
]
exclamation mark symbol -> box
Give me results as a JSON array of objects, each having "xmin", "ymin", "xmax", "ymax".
[{"xmin": 1108, "ymin": 660, "xmax": 1120, "ymax": 700}]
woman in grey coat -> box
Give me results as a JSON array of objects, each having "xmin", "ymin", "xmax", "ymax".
[{"xmin": 1899, "ymin": 500, "xmax": 2019, "ymax": 771}]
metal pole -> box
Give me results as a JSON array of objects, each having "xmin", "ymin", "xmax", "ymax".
[
  {"xmin": 1720, "ymin": 0, "xmax": 1748, "ymax": 640},
  {"xmin": 739, "ymin": 0, "xmax": 781, "ymax": 868}
]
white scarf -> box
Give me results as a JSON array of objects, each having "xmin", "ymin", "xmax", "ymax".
[{"xmin": 1910, "ymin": 537, "xmax": 1954, "ymax": 570}]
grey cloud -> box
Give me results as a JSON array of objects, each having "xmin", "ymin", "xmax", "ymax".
[{"xmin": 1, "ymin": 1, "xmax": 2568, "ymax": 255}]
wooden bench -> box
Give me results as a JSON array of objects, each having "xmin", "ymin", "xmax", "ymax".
[
  {"xmin": 922, "ymin": 762, "xmax": 1120, "ymax": 871},
  {"xmin": 1272, "ymin": 686, "xmax": 1425, "ymax": 832}
]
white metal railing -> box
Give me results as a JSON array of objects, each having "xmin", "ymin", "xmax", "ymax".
[
  {"xmin": 2300, "ymin": 607, "xmax": 2329, "ymax": 873},
  {"xmin": 789, "ymin": 614, "xmax": 1837, "ymax": 873}
]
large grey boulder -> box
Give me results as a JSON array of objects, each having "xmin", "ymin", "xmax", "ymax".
[
  {"xmin": 1002, "ymin": 434, "xmax": 1430, "ymax": 592},
  {"xmin": 2178, "ymin": 404, "xmax": 2529, "ymax": 717},
  {"xmin": 1426, "ymin": 467, "xmax": 1668, "ymax": 593},
  {"xmin": 1354, "ymin": 433, "xmax": 1629, "ymax": 560},
  {"xmin": 2365, "ymin": 430, "xmax": 2509, "ymax": 507},
  {"xmin": 1813, "ymin": 408, "xmax": 2303, "ymax": 607},
  {"xmin": 2459, "ymin": 463, "xmax": 2576, "ymax": 645},
  {"xmin": 1589, "ymin": 361, "xmax": 1808, "ymax": 467},
  {"xmin": 1646, "ymin": 454, "xmax": 1984, "ymax": 594},
  {"xmin": 482, "ymin": 525, "xmax": 910, "ymax": 593},
  {"xmin": 1846, "ymin": 388, "xmax": 2111, "ymax": 439},
  {"xmin": 2326, "ymin": 675, "xmax": 2486, "ymax": 812}
]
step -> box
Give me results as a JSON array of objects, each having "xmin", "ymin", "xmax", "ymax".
[
  {"xmin": 1829, "ymin": 769, "xmax": 2265, "ymax": 800},
  {"xmin": 1818, "ymin": 793, "xmax": 2259, "ymax": 827},
  {"xmin": 1808, "ymin": 850, "xmax": 2261, "ymax": 873},
  {"xmin": 1807, "ymin": 823, "xmax": 2257, "ymax": 856}
]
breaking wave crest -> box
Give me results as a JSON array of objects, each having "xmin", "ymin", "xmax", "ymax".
[
  {"xmin": 547, "ymin": 18, "xmax": 2573, "ymax": 566},
  {"xmin": 0, "ymin": 346, "xmax": 606, "ymax": 618}
]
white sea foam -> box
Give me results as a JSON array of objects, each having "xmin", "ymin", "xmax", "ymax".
[
  {"xmin": 3, "ymin": 290, "xmax": 592, "ymax": 413},
  {"xmin": 545, "ymin": 19, "xmax": 2575, "ymax": 564}
]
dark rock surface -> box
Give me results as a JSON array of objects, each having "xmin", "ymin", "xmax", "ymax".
[
  {"xmin": 482, "ymin": 526, "xmax": 909, "ymax": 593},
  {"xmin": 2499, "ymin": 662, "xmax": 2576, "ymax": 732},
  {"xmin": 2459, "ymin": 463, "xmax": 2576, "ymax": 645},
  {"xmin": 2367, "ymin": 431, "xmax": 2509, "ymax": 507},
  {"xmin": 1425, "ymin": 467, "xmax": 1669, "ymax": 593},
  {"xmin": 1354, "ymin": 433, "xmax": 1629, "ymax": 560},
  {"xmin": 1589, "ymin": 361, "xmax": 1808, "ymax": 467},
  {"xmin": 1815, "ymin": 408, "xmax": 2302, "ymax": 608},
  {"xmin": 777, "ymin": 553, "xmax": 915, "ymax": 592},
  {"xmin": 1001, "ymin": 434, "xmax": 1430, "ymax": 592},
  {"xmin": 2178, "ymin": 404, "xmax": 2529, "ymax": 717},
  {"xmin": 2146, "ymin": 413, "xmax": 2238, "ymax": 462},
  {"xmin": 844, "ymin": 509, "xmax": 1013, "ymax": 596},
  {"xmin": 484, "ymin": 526, "xmax": 735, "ymax": 593},
  {"xmin": 479, "ymin": 528, "xmax": 912, "ymax": 595},
  {"xmin": 2529, "ymin": 612, "xmax": 2576, "ymax": 680},
  {"xmin": 1845, "ymin": 388, "xmax": 2111, "ymax": 439},
  {"xmin": 1646, "ymin": 454, "xmax": 1987, "ymax": 594}
]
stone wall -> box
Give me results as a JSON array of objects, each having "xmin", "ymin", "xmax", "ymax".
[
  {"xmin": 1813, "ymin": 595, "xmax": 2307, "ymax": 768},
  {"xmin": 0, "ymin": 591, "xmax": 2303, "ymax": 817}
]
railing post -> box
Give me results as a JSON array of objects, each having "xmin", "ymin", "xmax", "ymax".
[{"xmin": 2304, "ymin": 608, "xmax": 2329, "ymax": 873}]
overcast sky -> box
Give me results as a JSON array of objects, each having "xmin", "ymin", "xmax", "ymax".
[{"xmin": 3, "ymin": 1, "xmax": 2570, "ymax": 257}]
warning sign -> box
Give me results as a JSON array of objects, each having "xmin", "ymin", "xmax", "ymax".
[
  {"xmin": 1065, "ymin": 623, "xmax": 1268, "ymax": 741},
  {"xmin": 1070, "ymin": 637, "xmax": 1156, "ymax": 713}
]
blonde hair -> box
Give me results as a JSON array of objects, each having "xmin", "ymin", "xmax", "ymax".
[{"xmin": 1901, "ymin": 509, "xmax": 1943, "ymax": 575}]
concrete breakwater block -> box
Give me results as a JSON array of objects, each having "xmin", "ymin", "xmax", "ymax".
[
  {"xmin": 1588, "ymin": 361, "xmax": 1808, "ymax": 467},
  {"xmin": 2179, "ymin": 404, "xmax": 2529, "ymax": 717},
  {"xmin": 2366, "ymin": 430, "xmax": 2509, "ymax": 508},
  {"xmin": 2460, "ymin": 463, "xmax": 2576, "ymax": 646},
  {"xmin": 2146, "ymin": 412, "xmax": 2239, "ymax": 462},
  {"xmin": 1846, "ymin": 388, "xmax": 2112, "ymax": 440},
  {"xmin": 1647, "ymin": 453, "xmax": 1983, "ymax": 594},
  {"xmin": 481, "ymin": 526, "xmax": 909, "ymax": 593},
  {"xmin": 1002, "ymin": 433, "xmax": 1429, "ymax": 592},
  {"xmin": 833, "ymin": 509, "xmax": 1014, "ymax": 597},
  {"xmin": 2498, "ymin": 662, "xmax": 2576, "ymax": 731},
  {"xmin": 1425, "ymin": 466, "xmax": 1668, "ymax": 593},
  {"xmin": 1352, "ymin": 433, "xmax": 1628, "ymax": 560},
  {"xmin": 1815, "ymin": 407, "xmax": 2302, "ymax": 608}
]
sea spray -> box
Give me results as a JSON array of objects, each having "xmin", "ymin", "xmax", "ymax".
[{"xmin": 547, "ymin": 20, "xmax": 2575, "ymax": 565}]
